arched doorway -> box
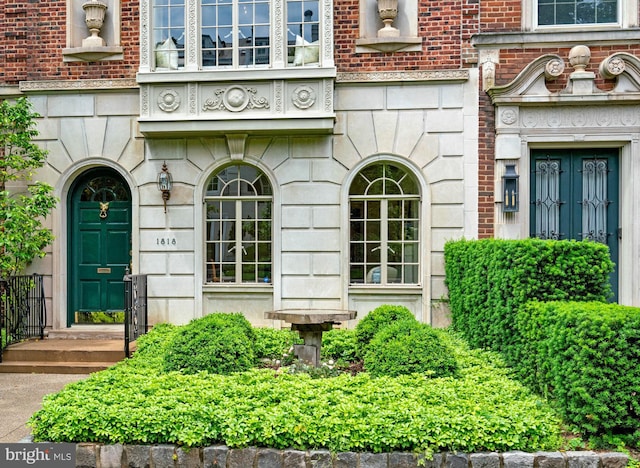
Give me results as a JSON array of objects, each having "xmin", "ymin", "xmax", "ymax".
[{"xmin": 67, "ymin": 168, "xmax": 132, "ymax": 326}]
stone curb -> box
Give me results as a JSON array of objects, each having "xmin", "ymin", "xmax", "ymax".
[{"xmin": 72, "ymin": 444, "xmax": 630, "ymax": 468}]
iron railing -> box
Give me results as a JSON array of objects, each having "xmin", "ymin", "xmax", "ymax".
[
  {"xmin": 123, "ymin": 270, "xmax": 148, "ymax": 357},
  {"xmin": 0, "ymin": 274, "xmax": 47, "ymax": 362}
]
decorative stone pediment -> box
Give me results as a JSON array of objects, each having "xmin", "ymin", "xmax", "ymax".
[{"xmin": 488, "ymin": 47, "xmax": 640, "ymax": 106}]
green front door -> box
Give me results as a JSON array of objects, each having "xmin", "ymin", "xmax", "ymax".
[
  {"xmin": 531, "ymin": 149, "xmax": 619, "ymax": 300},
  {"xmin": 68, "ymin": 169, "xmax": 132, "ymax": 325}
]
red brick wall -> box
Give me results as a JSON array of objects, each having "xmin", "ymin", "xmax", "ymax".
[
  {"xmin": 333, "ymin": 0, "xmax": 480, "ymax": 72},
  {"xmin": 0, "ymin": 1, "xmax": 140, "ymax": 85}
]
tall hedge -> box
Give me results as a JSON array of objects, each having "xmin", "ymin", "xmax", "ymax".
[
  {"xmin": 517, "ymin": 301, "xmax": 640, "ymax": 436},
  {"xmin": 443, "ymin": 238, "xmax": 613, "ymax": 363}
]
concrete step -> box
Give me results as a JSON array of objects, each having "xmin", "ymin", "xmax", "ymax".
[
  {"xmin": 47, "ymin": 325, "xmax": 124, "ymax": 340},
  {"xmin": 2, "ymin": 340, "xmax": 126, "ymax": 363},
  {"xmin": 0, "ymin": 361, "xmax": 116, "ymax": 374},
  {"xmin": 0, "ymin": 337, "xmax": 132, "ymax": 374}
]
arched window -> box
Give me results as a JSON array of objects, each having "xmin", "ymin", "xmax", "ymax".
[
  {"xmin": 349, "ymin": 162, "xmax": 420, "ymax": 285},
  {"xmin": 204, "ymin": 164, "xmax": 273, "ymax": 283}
]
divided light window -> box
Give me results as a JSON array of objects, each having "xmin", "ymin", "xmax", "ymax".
[
  {"xmin": 152, "ymin": 0, "xmax": 320, "ymax": 69},
  {"xmin": 537, "ymin": 0, "xmax": 618, "ymax": 26},
  {"xmin": 204, "ymin": 165, "xmax": 273, "ymax": 284},
  {"xmin": 349, "ymin": 163, "xmax": 420, "ymax": 286}
]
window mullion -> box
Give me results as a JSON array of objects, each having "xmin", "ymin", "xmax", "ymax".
[
  {"xmin": 272, "ymin": 0, "xmax": 285, "ymax": 67},
  {"xmin": 381, "ymin": 199, "xmax": 388, "ymax": 284},
  {"xmin": 232, "ymin": 1, "xmax": 240, "ymax": 68},
  {"xmin": 235, "ymin": 199, "xmax": 243, "ymax": 279},
  {"xmin": 185, "ymin": 0, "xmax": 200, "ymax": 70}
]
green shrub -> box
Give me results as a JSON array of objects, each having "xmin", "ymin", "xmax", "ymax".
[
  {"xmin": 517, "ymin": 301, "xmax": 640, "ymax": 437},
  {"xmin": 355, "ymin": 304, "xmax": 417, "ymax": 357},
  {"xmin": 444, "ymin": 238, "xmax": 613, "ymax": 363},
  {"xmin": 29, "ymin": 329, "xmax": 562, "ymax": 453},
  {"xmin": 164, "ymin": 313, "xmax": 256, "ymax": 375},
  {"xmin": 364, "ymin": 321, "xmax": 459, "ymax": 378},
  {"xmin": 253, "ymin": 327, "xmax": 301, "ymax": 360},
  {"xmin": 321, "ymin": 328, "xmax": 358, "ymax": 365}
]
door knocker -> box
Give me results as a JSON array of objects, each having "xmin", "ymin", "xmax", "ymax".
[{"xmin": 99, "ymin": 202, "xmax": 110, "ymax": 219}]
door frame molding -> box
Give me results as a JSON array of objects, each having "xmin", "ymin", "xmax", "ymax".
[{"xmin": 52, "ymin": 160, "xmax": 139, "ymax": 330}]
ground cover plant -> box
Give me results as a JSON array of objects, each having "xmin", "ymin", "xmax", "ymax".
[{"xmin": 28, "ymin": 316, "xmax": 564, "ymax": 454}]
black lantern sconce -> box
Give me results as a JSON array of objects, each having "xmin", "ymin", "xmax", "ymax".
[
  {"xmin": 502, "ymin": 164, "xmax": 519, "ymax": 213},
  {"xmin": 157, "ymin": 162, "xmax": 173, "ymax": 213}
]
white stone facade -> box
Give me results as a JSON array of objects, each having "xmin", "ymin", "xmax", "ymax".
[{"xmin": 21, "ymin": 69, "xmax": 478, "ymax": 330}]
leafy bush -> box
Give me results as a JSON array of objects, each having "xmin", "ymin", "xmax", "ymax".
[
  {"xmin": 444, "ymin": 238, "xmax": 613, "ymax": 363},
  {"xmin": 517, "ymin": 301, "xmax": 640, "ymax": 437},
  {"xmin": 253, "ymin": 327, "xmax": 301, "ymax": 360},
  {"xmin": 355, "ymin": 304, "xmax": 417, "ymax": 357},
  {"xmin": 164, "ymin": 313, "xmax": 256, "ymax": 375},
  {"xmin": 364, "ymin": 321, "xmax": 459, "ymax": 378},
  {"xmin": 29, "ymin": 329, "xmax": 562, "ymax": 453},
  {"xmin": 321, "ymin": 328, "xmax": 358, "ymax": 365}
]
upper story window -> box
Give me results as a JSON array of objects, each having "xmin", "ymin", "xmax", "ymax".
[
  {"xmin": 151, "ymin": 0, "xmax": 322, "ymax": 70},
  {"xmin": 349, "ymin": 163, "xmax": 420, "ymax": 286},
  {"xmin": 537, "ymin": 0, "xmax": 617, "ymax": 26}
]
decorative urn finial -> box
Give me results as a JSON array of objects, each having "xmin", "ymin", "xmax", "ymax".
[
  {"xmin": 568, "ymin": 45, "xmax": 591, "ymax": 73},
  {"xmin": 377, "ymin": 0, "xmax": 400, "ymax": 38},
  {"xmin": 82, "ymin": 0, "xmax": 108, "ymax": 47}
]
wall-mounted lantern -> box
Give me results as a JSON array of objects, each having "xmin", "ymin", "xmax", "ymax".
[
  {"xmin": 157, "ymin": 162, "xmax": 173, "ymax": 213},
  {"xmin": 502, "ymin": 164, "xmax": 519, "ymax": 213}
]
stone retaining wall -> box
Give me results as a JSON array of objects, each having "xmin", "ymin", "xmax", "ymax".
[{"xmin": 76, "ymin": 444, "xmax": 630, "ymax": 468}]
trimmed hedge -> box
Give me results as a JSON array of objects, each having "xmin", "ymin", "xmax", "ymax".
[
  {"xmin": 354, "ymin": 304, "xmax": 417, "ymax": 358},
  {"xmin": 363, "ymin": 322, "xmax": 459, "ymax": 378},
  {"xmin": 517, "ymin": 301, "xmax": 640, "ymax": 437},
  {"xmin": 444, "ymin": 238, "xmax": 613, "ymax": 363},
  {"xmin": 164, "ymin": 313, "xmax": 256, "ymax": 374}
]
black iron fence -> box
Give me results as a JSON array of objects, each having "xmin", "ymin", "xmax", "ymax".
[
  {"xmin": 0, "ymin": 274, "xmax": 47, "ymax": 362},
  {"xmin": 123, "ymin": 270, "xmax": 148, "ymax": 357}
]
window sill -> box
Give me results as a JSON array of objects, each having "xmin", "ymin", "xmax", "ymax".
[
  {"xmin": 203, "ymin": 283, "xmax": 273, "ymax": 294},
  {"xmin": 355, "ymin": 37, "xmax": 422, "ymax": 53},
  {"xmin": 62, "ymin": 46, "xmax": 124, "ymax": 63},
  {"xmin": 472, "ymin": 28, "xmax": 640, "ymax": 49},
  {"xmin": 137, "ymin": 66, "xmax": 336, "ymax": 83},
  {"xmin": 349, "ymin": 285, "xmax": 422, "ymax": 294}
]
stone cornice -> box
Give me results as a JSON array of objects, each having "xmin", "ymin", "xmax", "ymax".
[
  {"xmin": 19, "ymin": 79, "xmax": 138, "ymax": 92},
  {"xmin": 472, "ymin": 28, "xmax": 640, "ymax": 50},
  {"xmin": 336, "ymin": 70, "xmax": 469, "ymax": 83}
]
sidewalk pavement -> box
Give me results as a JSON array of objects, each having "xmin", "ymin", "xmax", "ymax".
[{"xmin": 0, "ymin": 373, "xmax": 88, "ymax": 443}]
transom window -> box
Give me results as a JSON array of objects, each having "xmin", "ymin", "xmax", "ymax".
[
  {"xmin": 151, "ymin": 0, "xmax": 320, "ymax": 69},
  {"xmin": 205, "ymin": 165, "xmax": 273, "ymax": 284},
  {"xmin": 349, "ymin": 163, "xmax": 420, "ymax": 286},
  {"xmin": 537, "ymin": 0, "xmax": 618, "ymax": 26}
]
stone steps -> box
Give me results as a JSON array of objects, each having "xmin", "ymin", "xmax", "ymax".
[{"xmin": 0, "ymin": 328, "xmax": 130, "ymax": 373}]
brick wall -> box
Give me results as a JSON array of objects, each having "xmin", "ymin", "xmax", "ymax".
[
  {"xmin": 0, "ymin": 0, "xmax": 140, "ymax": 85},
  {"xmin": 333, "ymin": 0, "xmax": 479, "ymax": 72}
]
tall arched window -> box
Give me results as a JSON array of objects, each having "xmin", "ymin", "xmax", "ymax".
[
  {"xmin": 349, "ymin": 162, "xmax": 420, "ymax": 285},
  {"xmin": 204, "ymin": 164, "xmax": 273, "ymax": 283}
]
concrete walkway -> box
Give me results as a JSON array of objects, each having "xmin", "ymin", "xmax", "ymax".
[{"xmin": 0, "ymin": 373, "xmax": 88, "ymax": 442}]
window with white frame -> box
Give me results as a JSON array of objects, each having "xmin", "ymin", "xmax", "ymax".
[
  {"xmin": 205, "ymin": 165, "xmax": 273, "ymax": 284},
  {"xmin": 537, "ymin": 0, "xmax": 617, "ymax": 26},
  {"xmin": 349, "ymin": 163, "xmax": 420, "ymax": 286},
  {"xmin": 151, "ymin": 0, "xmax": 321, "ymax": 70}
]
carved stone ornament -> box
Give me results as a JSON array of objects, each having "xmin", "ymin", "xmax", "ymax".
[
  {"xmin": 544, "ymin": 58, "xmax": 565, "ymax": 79},
  {"xmin": 377, "ymin": 0, "xmax": 400, "ymax": 38},
  {"xmin": 292, "ymin": 85, "xmax": 316, "ymax": 109},
  {"xmin": 202, "ymin": 86, "xmax": 270, "ymax": 112},
  {"xmin": 82, "ymin": 0, "xmax": 108, "ymax": 47},
  {"xmin": 158, "ymin": 89, "xmax": 181, "ymax": 112},
  {"xmin": 599, "ymin": 55, "xmax": 626, "ymax": 79},
  {"xmin": 501, "ymin": 108, "xmax": 518, "ymax": 125},
  {"xmin": 568, "ymin": 45, "xmax": 591, "ymax": 73}
]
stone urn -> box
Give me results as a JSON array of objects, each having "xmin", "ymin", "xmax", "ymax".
[
  {"xmin": 82, "ymin": 0, "xmax": 108, "ymax": 47},
  {"xmin": 377, "ymin": 0, "xmax": 400, "ymax": 37}
]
